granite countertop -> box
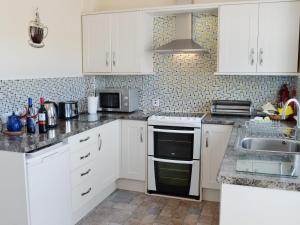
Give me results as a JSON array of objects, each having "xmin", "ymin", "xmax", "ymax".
[
  {"xmin": 0, "ymin": 111, "xmax": 152, "ymax": 154},
  {"xmin": 202, "ymin": 114, "xmax": 251, "ymax": 125},
  {"xmin": 216, "ymin": 115, "xmax": 300, "ymax": 192}
]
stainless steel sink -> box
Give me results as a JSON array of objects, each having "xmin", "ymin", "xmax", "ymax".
[{"xmin": 240, "ymin": 137, "xmax": 300, "ymax": 153}]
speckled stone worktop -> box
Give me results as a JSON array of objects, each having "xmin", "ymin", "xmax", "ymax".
[
  {"xmin": 213, "ymin": 115, "xmax": 300, "ymax": 192},
  {"xmin": 202, "ymin": 114, "xmax": 251, "ymax": 125},
  {"xmin": 0, "ymin": 111, "xmax": 152, "ymax": 154}
]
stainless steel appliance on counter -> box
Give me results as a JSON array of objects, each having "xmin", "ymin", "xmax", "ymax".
[
  {"xmin": 44, "ymin": 101, "xmax": 58, "ymax": 128},
  {"xmin": 211, "ymin": 100, "xmax": 253, "ymax": 116},
  {"xmin": 147, "ymin": 112, "xmax": 206, "ymax": 200},
  {"xmin": 97, "ymin": 88, "xmax": 138, "ymax": 113},
  {"xmin": 58, "ymin": 101, "xmax": 79, "ymax": 120}
]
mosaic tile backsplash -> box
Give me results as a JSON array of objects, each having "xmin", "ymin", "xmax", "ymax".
[
  {"xmin": 0, "ymin": 77, "xmax": 96, "ymax": 115},
  {"xmin": 95, "ymin": 14, "xmax": 296, "ymax": 113}
]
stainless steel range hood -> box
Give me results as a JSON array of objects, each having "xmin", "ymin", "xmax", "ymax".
[{"xmin": 154, "ymin": 12, "xmax": 207, "ymax": 54}]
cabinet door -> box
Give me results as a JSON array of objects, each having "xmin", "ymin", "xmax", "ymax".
[
  {"xmin": 82, "ymin": 14, "xmax": 111, "ymax": 73},
  {"xmin": 257, "ymin": 2, "xmax": 300, "ymax": 73},
  {"xmin": 202, "ymin": 125, "xmax": 232, "ymax": 190},
  {"xmin": 111, "ymin": 12, "xmax": 139, "ymax": 73},
  {"xmin": 218, "ymin": 4, "xmax": 259, "ymax": 73},
  {"xmin": 121, "ymin": 120, "xmax": 147, "ymax": 181},
  {"xmin": 94, "ymin": 121, "xmax": 120, "ymax": 192}
]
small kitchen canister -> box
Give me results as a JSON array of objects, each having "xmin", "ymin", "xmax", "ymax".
[{"xmin": 88, "ymin": 96, "xmax": 99, "ymax": 114}]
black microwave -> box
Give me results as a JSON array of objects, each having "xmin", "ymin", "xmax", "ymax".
[{"xmin": 97, "ymin": 88, "xmax": 139, "ymax": 112}]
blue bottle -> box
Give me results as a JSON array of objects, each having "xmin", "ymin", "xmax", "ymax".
[{"xmin": 27, "ymin": 98, "xmax": 36, "ymax": 134}]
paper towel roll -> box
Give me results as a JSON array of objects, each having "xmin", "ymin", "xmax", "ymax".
[{"xmin": 88, "ymin": 96, "xmax": 99, "ymax": 114}]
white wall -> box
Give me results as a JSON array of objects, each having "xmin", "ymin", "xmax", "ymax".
[{"xmin": 0, "ymin": 0, "xmax": 83, "ymax": 79}]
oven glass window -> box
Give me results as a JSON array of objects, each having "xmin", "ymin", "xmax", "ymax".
[
  {"xmin": 100, "ymin": 93, "xmax": 120, "ymax": 109},
  {"xmin": 155, "ymin": 161, "xmax": 192, "ymax": 196},
  {"xmin": 154, "ymin": 126, "xmax": 194, "ymax": 161}
]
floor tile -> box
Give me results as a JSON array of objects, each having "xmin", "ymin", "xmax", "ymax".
[{"xmin": 76, "ymin": 190, "xmax": 220, "ymax": 225}]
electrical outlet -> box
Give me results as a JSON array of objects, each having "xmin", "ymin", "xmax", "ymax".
[{"xmin": 152, "ymin": 99, "xmax": 160, "ymax": 107}]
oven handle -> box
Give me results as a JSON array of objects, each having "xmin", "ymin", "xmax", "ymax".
[
  {"xmin": 151, "ymin": 157, "xmax": 194, "ymax": 165},
  {"xmin": 152, "ymin": 128, "xmax": 195, "ymax": 134}
]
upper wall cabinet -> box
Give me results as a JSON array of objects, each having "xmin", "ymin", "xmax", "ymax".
[
  {"xmin": 82, "ymin": 11, "xmax": 153, "ymax": 75},
  {"xmin": 217, "ymin": 1, "xmax": 300, "ymax": 75}
]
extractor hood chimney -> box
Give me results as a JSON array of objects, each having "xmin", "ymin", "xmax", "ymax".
[{"xmin": 154, "ymin": 0, "xmax": 206, "ymax": 54}]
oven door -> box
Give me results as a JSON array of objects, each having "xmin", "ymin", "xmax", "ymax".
[
  {"xmin": 99, "ymin": 92, "xmax": 121, "ymax": 110},
  {"xmin": 148, "ymin": 126, "xmax": 201, "ymax": 160},
  {"xmin": 147, "ymin": 157, "xmax": 200, "ymax": 198}
]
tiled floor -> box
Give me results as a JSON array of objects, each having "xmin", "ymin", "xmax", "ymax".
[{"xmin": 77, "ymin": 190, "xmax": 220, "ymax": 225}]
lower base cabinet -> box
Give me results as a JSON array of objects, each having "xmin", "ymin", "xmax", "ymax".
[
  {"xmin": 69, "ymin": 120, "xmax": 120, "ymax": 224},
  {"xmin": 202, "ymin": 124, "xmax": 233, "ymax": 190},
  {"xmin": 0, "ymin": 119, "xmax": 146, "ymax": 225},
  {"xmin": 220, "ymin": 184, "xmax": 300, "ymax": 225},
  {"xmin": 120, "ymin": 120, "xmax": 147, "ymax": 181}
]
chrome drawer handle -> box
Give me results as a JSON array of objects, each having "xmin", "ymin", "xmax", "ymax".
[
  {"xmin": 112, "ymin": 52, "xmax": 116, "ymax": 67},
  {"xmin": 80, "ymin": 137, "xmax": 90, "ymax": 142},
  {"xmin": 140, "ymin": 127, "xmax": 143, "ymax": 143},
  {"xmin": 249, "ymin": 48, "xmax": 255, "ymax": 66},
  {"xmin": 259, "ymin": 48, "xmax": 264, "ymax": 66},
  {"xmin": 80, "ymin": 168, "xmax": 91, "ymax": 177},
  {"xmin": 80, "ymin": 152, "xmax": 91, "ymax": 160},
  {"xmin": 206, "ymin": 131, "xmax": 209, "ymax": 148},
  {"xmin": 98, "ymin": 134, "xmax": 102, "ymax": 151},
  {"xmin": 81, "ymin": 187, "xmax": 92, "ymax": 196}
]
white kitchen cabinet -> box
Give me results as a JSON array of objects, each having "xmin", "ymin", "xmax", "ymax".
[
  {"xmin": 27, "ymin": 143, "xmax": 72, "ymax": 225},
  {"xmin": 82, "ymin": 14, "xmax": 111, "ymax": 73},
  {"xmin": 218, "ymin": 4, "xmax": 259, "ymax": 73},
  {"xmin": 69, "ymin": 121, "xmax": 120, "ymax": 224},
  {"xmin": 217, "ymin": 1, "xmax": 300, "ymax": 75},
  {"xmin": 202, "ymin": 124, "xmax": 232, "ymax": 190},
  {"xmin": 82, "ymin": 11, "xmax": 153, "ymax": 75},
  {"xmin": 220, "ymin": 184, "xmax": 300, "ymax": 225},
  {"xmin": 0, "ymin": 143, "xmax": 72, "ymax": 225},
  {"xmin": 95, "ymin": 120, "xmax": 120, "ymax": 191},
  {"xmin": 120, "ymin": 120, "xmax": 147, "ymax": 181},
  {"xmin": 257, "ymin": 2, "xmax": 300, "ymax": 73}
]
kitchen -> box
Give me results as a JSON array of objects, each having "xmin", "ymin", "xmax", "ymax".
[{"xmin": 0, "ymin": 0, "xmax": 300, "ymax": 225}]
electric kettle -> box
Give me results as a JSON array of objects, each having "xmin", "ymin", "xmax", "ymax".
[{"xmin": 44, "ymin": 101, "xmax": 58, "ymax": 128}]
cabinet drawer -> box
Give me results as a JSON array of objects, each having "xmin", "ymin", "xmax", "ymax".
[
  {"xmin": 71, "ymin": 161, "xmax": 96, "ymax": 188},
  {"xmin": 72, "ymin": 180, "xmax": 96, "ymax": 212},
  {"xmin": 68, "ymin": 128, "xmax": 99, "ymax": 150},
  {"xmin": 71, "ymin": 144, "xmax": 98, "ymax": 170}
]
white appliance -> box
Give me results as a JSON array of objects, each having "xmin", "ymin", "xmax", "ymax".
[
  {"xmin": 147, "ymin": 112, "xmax": 206, "ymax": 200},
  {"xmin": 97, "ymin": 88, "xmax": 139, "ymax": 112},
  {"xmin": 26, "ymin": 143, "xmax": 72, "ymax": 225}
]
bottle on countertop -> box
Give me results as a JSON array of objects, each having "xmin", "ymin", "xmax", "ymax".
[
  {"xmin": 38, "ymin": 97, "xmax": 48, "ymax": 133},
  {"xmin": 26, "ymin": 98, "xmax": 36, "ymax": 134},
  {"xmin": 278, "ymin": 82, "xmax": 290, "ymax": 108}
]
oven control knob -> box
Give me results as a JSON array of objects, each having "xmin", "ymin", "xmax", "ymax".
[{"xmin": 124, "ymin": 96, "xmax": 129, "ymax": 100}]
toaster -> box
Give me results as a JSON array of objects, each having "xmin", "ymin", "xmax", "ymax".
[{"xmin": 58, "ymin": 101, "xmax": 79, "ymax": 119}]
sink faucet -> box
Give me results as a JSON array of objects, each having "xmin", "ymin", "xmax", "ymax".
[{"xmin": 282, "ymin": 98, "xmax": 300, "ymax": 129}]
